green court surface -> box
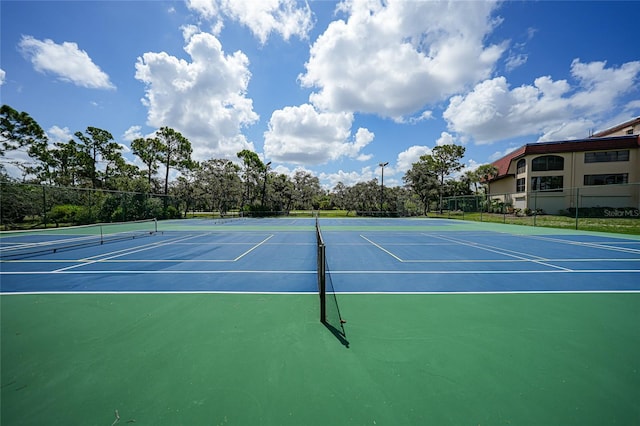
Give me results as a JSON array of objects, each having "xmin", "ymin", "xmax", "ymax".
[{"xmin": 2, "ymin": 292, "xmax": 639, "ymax": 425}]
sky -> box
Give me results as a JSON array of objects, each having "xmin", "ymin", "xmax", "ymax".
[{"xmin": 1, "ymin": 0, "xmax": 639, "ymax": 189}]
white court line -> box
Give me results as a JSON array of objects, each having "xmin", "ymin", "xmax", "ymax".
[
  {"xmin": 429, "ymin": 234, "xmax": 574, "ymax": 272},
  {"xmin": 233, "ymin": 235, "xmax": 274, "ymax": 261},
  {"xmin": 2, "ymin": 290, "xmax": 639, "ymax": 296},
  {"xmin": 523, "ymin": 234, "xmax": 640, "ymax": 255},
  {"xmin": 359, "ymin": 235, "xmax": 404, "ymax": 261},
  {"xmin": 54, "ymin": 232, "xmax": 274, "ymax": 271},
  {"xmin": 360, "ymin": 232, "xmax": 574, "ymax": 272},
  {"xmin": 323, "ymin": 269, "xmax": 640, "ymax": 274},
  {"xmin": 5, "ymin": 257, "xmax": 639, "ymax": 264},
  {"xmin": 77, "ymin": 234, "xmax": 197, "ymax": 261},
  {"xmin": 323, "ymin": 290, "xmax": 640, "ymax": 295},
  {"xmin": 2, "ymin": 269, "xmax": 639, "ymax": 275},
  {"xmin": 1, "ymin": 270, "xmax": 316, "ymax": 274},
  {"xmin": 54, "ymin": 233, "xmax": 215, "ymax": 272}
]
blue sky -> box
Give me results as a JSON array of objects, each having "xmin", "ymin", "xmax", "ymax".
[{"xmin": 2, "ymin": 0, "xmax": 639, "ymax": 188}]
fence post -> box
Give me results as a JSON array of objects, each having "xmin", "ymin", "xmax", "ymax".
[
  {"xmin": 574, "ymin": 187, "xmax": 579, "ymax": 230},
  {"xmin": 533, "ymin": 190, "xmax": 537, "ymax": 227},
  {"xmin": 502, "ymin": 199, "xmax": 505, "ymax": 223},
  {"xmin": 42, "ymin": 185, "xmax": 47, "ymax": 228}
]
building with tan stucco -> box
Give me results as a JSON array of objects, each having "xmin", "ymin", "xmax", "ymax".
[{"xmin": 488, "ymin": 117, "xmax": 640, "ymax": 215}]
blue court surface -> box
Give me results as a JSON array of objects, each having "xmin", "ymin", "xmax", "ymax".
[
  {"xmin": 1, "ymin": 217, "xmax": 639, "ymax": 295},
  {"xmin": 2, "ymin": 217, "xmax": 640, "ymax": 426}
]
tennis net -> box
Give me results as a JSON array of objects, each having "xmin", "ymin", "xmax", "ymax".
[
  {"xmin": 315, "ymin": 217, "xmax": 346, "ymax": 340},
  {"xmin": 0, "ymin": 219, "xmax": 158, "ymax": 259}
]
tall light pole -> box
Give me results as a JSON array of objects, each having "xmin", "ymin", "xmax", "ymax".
[{"xmin": 379, "ymin": 161, "xmax": 388, "ymax": 213}]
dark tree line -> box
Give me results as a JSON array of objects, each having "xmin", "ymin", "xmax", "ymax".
[{"xmin": 1, "ymin": 104, "xmax": 497, "ymax": 226}]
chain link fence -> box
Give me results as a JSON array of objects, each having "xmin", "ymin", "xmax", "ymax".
[
  {"xmin": 441, "ymin": 182, "xmax": 640, "ymax": 231},
  {"xmin": 0, "ymin": 182, "xmax": 180, "ymax": 230}
]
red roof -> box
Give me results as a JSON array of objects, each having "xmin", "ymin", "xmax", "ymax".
[
  {"xmin": 591, "ymin": 116, "xmax": 640, "ymax": 137},
  {"xmin": 491, "ymin": 135, "xmax": 640, "ymax": 180}
]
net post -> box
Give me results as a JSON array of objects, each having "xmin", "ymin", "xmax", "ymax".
[{"xmin": 318, "ymin": 241, "xmax": 326, "ymax": 323}]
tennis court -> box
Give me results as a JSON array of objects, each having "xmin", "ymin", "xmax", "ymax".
[{"xmin": 1, "ymin": 217, "xmax": 639, "ymax": 425}]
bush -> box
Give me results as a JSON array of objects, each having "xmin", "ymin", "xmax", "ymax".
[
  {"xmin": 165, "ymin": 205, "xmax": 181, "ymax": 219},
  {"xmin": 48, "ymin": 204, "xmax": 89, "ymax": 225}
]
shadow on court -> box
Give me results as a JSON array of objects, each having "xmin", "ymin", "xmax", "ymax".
[{"xmin": 323, "ymin": 321, "xmax": 349, "ymax": 348}]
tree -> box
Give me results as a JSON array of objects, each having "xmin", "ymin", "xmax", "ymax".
[
  {"xmin": 156, "ymin": 127, "xmax": 193, "ymax": 196},
  {"xmin": 74, "ymin": 127, "xmax": 121, "ymax": 189},
  {"xmin": 26, "ymin": 137, "xmax": 55, "ymax": 184},
  {"xmin": 50, "ymin": 140, "xmax": 83, "ymax": 186},
  {"xmin": 475, "ymin": 164, "xmax": 499, "ymax": 194},
  {"xmin": 0, "ymin": 105, "xmax": 47, "ymax": 157},
  {"xmin": 237, "ymin": 149, "xmax": 265, "ymax": 210},
  {"xmin": 197, "ymin": 158, "xmax": 242, "ymax": 214},
  {"xmin": 270, "ymin": 173, "xmax": 294, "ymax": 213},
  {"xmin": 403, "ymin": 159, "xmax": 439, "ymax": 215},
  {"xmin": 292, "ymin": 170, "xmax": 322, "ymax": 210},
  {"xmin": 131, "ymin": 136, "xmax": 163, "ymax": 186},
  {"xmin": 172, "ymin": 169, "xmax": 198, "ymax": 218},
  {"xmin": 344, "ymin": 180, "xmax": 379, "ymax": 214},
  {"xmin": 425, "ymin": 144, "xmax": 466, "ymax": 212},
  {"xmin": 331, "ymin": 182, "xmax": 348, "ymax": 212}
]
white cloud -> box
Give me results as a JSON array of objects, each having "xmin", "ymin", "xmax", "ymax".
[
  {"xmin": 443, "ymin": 59, "xmax": 640, "ymax": 144},
  {"xmin": 538, "ymin": 119, "xmax": 595, "ymax": 142},
  {"xmin": 18, "ymin": 35, "xmax": 115, "ymax": 90},
  {"xmin": 624, "ymin": 99, "xmax": 640, "ymax": 112},
  {"xmin": 46, "ymin": 125, "xmax": 73, "ymax": 144},
  {"xmin": 489, "ymin": 146, "xmax": 520, "ymax": 162},
  {"xmin": 395, "ymin": 145, "xmax": 432, "ymax": 173},
  {"xmin": 319, "ymin": 166, "xmax": 376, "ymax": 189},
  {"xmin": 135, "ymin": 29, "xmax": 259, "ymax": 161},
  {"xmin": 406, "ymin": 110, "xmax": 434, "ymax": 124},
  {"xmin": 435, "ymin": 131, "xmax": 457, "ymax": 146},
  {"xmin": 299, "ymin": 0, "xmax": 505, "ymax": 118},
  {"xmin": 122, "ymin": 126, "xmax": 143, "ymax": 142},
  {"xmin": 0, "ymin": 69, "xmax": 5, "ymax": 86},
  {"xmin": 186, "ymin": 0, "xmax": 313, "ymax": 43},
  {"xmin": 503, "ymin": 27, "xmax": 535, "ymax": 73},
  {"xmin": 263, "ymin": 103, "xmax": 373, "ymax": 165},
  {"xmin": 185, "ymin": 0, "xmax": 220, "ymax": 20},
  {"xmin": 505, "ymin": 53, "xmax": 527, "ymax": 72}
]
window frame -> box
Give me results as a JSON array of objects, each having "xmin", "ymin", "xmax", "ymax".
[
  {"xmin": 531, "ymin": 175, "xmax": 564, "ymax": 192},
  {"xmin": 584, "ymin": 150, "xmax": 629, "ymax": 163},
  {"xmin": 532, "ymin": 155, "xmax": 564, "ymax": 171},
  {"xmin": 583, "ymin": 173, "xmax": 629, "ymax": 186}
]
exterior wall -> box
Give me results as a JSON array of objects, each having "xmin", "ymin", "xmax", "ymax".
[
  {"xmin": 489, "ymin": 144, "xmax": 640, "ymax": 213},
  {"xmin": 489, "ymin": 177, "xmax": 513, "ymax": 195},
  {"xmin": 526, "ymin": 152, "xmax": 572, "ymax": 213}
]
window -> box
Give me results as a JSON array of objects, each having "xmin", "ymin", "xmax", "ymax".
[
  {"xmin": 626, "ymin": 129, "xmax": 634, "ymax": 135},
  {"xmin": 516, "ymin": 178, "xmax": 525, "ymax": 192},
  {"xmin": 584, "ymin": 150, "xmax": 629, "ymax": 163},
  {"xmin": 516, "ymin": 159, "xmax": 526, "ymax": 174},
  {"xmin": 584, "ymin": 173, "xmax": 628, "ymax": 186},
  {"xmin": 531, "ymin": 176, "xmax": 563, "ymax": 192},
  {"xmin": 532, "ymin": 155, "xmax": 564, "ymax": 171}
]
